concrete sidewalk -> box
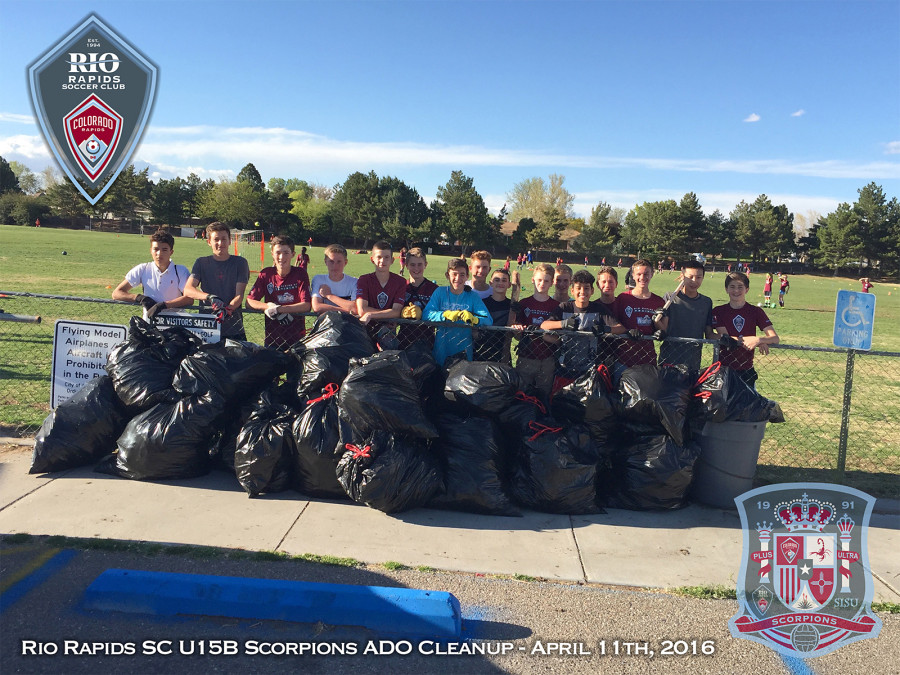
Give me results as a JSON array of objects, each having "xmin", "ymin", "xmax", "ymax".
[{"xmin": 1, "ymin": 445, "xmax": 897, "ymax": 602}]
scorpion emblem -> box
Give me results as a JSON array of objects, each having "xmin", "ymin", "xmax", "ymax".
[{"xmin": 812, "ymin": 537, "xmax": 831, "ymax": 563}]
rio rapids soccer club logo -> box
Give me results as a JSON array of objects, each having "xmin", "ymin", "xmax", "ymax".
[
  {"xmin": 27, "ymin": 14, "xmax": 157, "ymax": 205},
  {"xmin": 730, "ymin": 484, "xmax": 882, "ymax": 658}
]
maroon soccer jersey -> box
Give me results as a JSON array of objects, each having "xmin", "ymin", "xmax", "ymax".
[
  {"xmin": 515, "ymin": 295, "xmax": 561, "ymax": 360},
  {"xmin": 398, "ymin": 278, "xmax": 438, "ymax": 349},
  {"xmin": 613, "ymin": 292, "xmax": 664, "ymax": 366},
  {"xmin": 712, "ymin": 303, "xmax": 773, "ymax": 370},
  {"xmin": 355, "ymin": 272, "xmax": 407, "ymax": 310},
  {"xmin": 248, "ymin": 266, "xmax": 311, "ymax": 348}
]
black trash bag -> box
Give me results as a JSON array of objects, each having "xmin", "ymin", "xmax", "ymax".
[
  {"xmin": 606, "ymin": 435, "xmax": 701, "ymax": 510},
  {"xmin": 293, "ymin": 344, "xmax": 371, "ymax": 400},
  {"xmin": 693, "ymin": 362, "xmax": 785, "ymax": 424},
  {"xmin": 211, "ymin": 399, "xmax": 256, "ymax": 473},
  {"xmin": 302, "ymin": 311, "xmax": 376, "ymax": 352},
  {"xmin": 234, "ymin": 388, "xmax": 296, "ymax": 497},
  {"xmin": 221, "ymin": 340, "xmax": 293, "ymax": 402},
  {"xmin": 338, "ymin": 351, "xmax": 438, "ymax": 439},
  {"xmin": 291, "ymin": 384, "xmax": 350, "ymax": 499},
  {"xmin": 96, "ymin": 391, "xmax": 223, "ymax": 481},
  {"xmin": 443, "ymin": 360, "xmax": 521, "ymax": 416},
  {"xmin": 30, "ymin": 375, "xmax": 129, "ymax": 474},
  {"xmin": 428, "ymin": 413, "xmax": 520, "ymax": 517},
  {"xmin": 335, "ymin": 429, "xmax": 443, "ymax": 514},
  {"xmin": 173, "ymin": 342, "xmax": 232, "ymax": 398},
  {"xmin": 509, "ymin": 420, "xmax": 603, "ymax": 515},
  {"xmin": 552, "ymin": 364, "xmax": 620, "ymax": 445},
  {"xmin": 402, "ymin": 341, "xmax": 442, "ymax": 398},
  {"xmin": 619, "ymin": 363, "xmax": 692, "ymax": 446},
  {"xmin": 106, "ymin": 317, "xmax": 201, "ymax": 411}
]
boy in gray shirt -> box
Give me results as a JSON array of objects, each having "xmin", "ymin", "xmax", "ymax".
[
  {"xmin": 658, "ymin": 260, "xmax": 713, "ymax": 372},
  {"xmin": 184, "ymin": 222, "xmax": 250, "ymax": 340}
]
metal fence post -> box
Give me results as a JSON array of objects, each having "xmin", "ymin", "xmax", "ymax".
[{"xmin": 836, "ymin": 349, "xmax": 856, "ymax": 483}]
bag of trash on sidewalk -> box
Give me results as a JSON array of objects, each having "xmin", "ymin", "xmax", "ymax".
[
  {"xmin": 173, "ymin": 342, "xmax": 232, "ymax": 399},
  {"xmin": 510, "ymin": 421, "xmax": 603, "ymax": 515},
  {"xmin": 443, "ymin": 360, "xmax": 521, "ymax": 416},
  {"xmin": 30, "ymin": 375, "xmax": 129, "ymax": 474},
  {"xmin": 606, "ymin": 434, "xmax": 701, "ymax": 510},
  {"xmin": 106, "ymin": 317, "xmax": 201, "ymax": 411},
  {"xmin": 234, "ymin": 388, "xmax": 296, "ymax": 497},
  {"xmin": 221, "ymin": 340, "xmax": 293, "ymax": 402},
  {"xmin": 336, "ymin": 429, "xmax": 442, "ymax": 514},
  {"xmin": 293, "ymin": 344, "xmax": 369, "ymax": 400},
  {"xmin": 692, "ymin": 362, "xmax": 785, "ymax": 424},
  {"xmin": 338, "ymin": 351, "xmax": 438, "ymax": 439},
  {"xmin": 96, "ymin": 391, "xmax": 224, "ymax": 481},
  {"xmin": 551, "ymin": 364, "xmax": 620, "ymax": 445},
  {"xmin": 428, "ymin": 413, "xmax": 520, "ymax": 517},
  {"xmin": 302, "ymin": 311, "xmax": 376, "ymax": 352},
  {"xmin": 291, "ymin": 383, "xmax": 350, "ymax": 499},
  {"xmin": 618, "ymin": 363, "xmax": 692, "ymax": 446}
]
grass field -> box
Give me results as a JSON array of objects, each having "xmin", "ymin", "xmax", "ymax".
[{"xmin": 1, "ymin": 225, "xmax": 898, "ymax": 495}]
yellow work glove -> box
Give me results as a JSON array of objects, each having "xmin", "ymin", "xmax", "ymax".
[
  {"xmin": 401, "ymin": 304, "xmax": 422, "ymax": 320},
  {"xmin": 458, "ymin": 310, "xmax": 479, "ymax": 325},
  {"xmin": 443, "ymin": 310, "xmax": 463, "ymax": 322}
]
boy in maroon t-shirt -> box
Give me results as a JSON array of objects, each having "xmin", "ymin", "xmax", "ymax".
[
  {"xmin": 613, "ymin": 259, "xmax": 667, "ymax": 368},
  {"xmin": 398, "ymin": 247, "xmax": 438, "ymax": 350},
  {"xmin": 511, "ymin": 263, "xmax": 560, "ymax": 397},
  {"xmin": 712, "ymin": 271, "xmax": 780, "ymax": 388},
  {"xmin": 356, "ymin": 241, "xmax": 407, "ymax": 342},
  {"xmin": 247, "ymin": 235, "xmax": 312, "ymax": 349}
]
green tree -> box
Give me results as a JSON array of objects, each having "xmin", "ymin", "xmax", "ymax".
[
  {"xmin": 572, "ymin": 201, "xmax": 618, "ymax": 255},
  {"xmin": 704, "ymin": 209, "xmax": 735, "ymax": 258},
  {"xmin": 853, "ymin": 182, "xmax": 899, "ymax": 272},
  {"xmin": 526, "ymin": 206, "xmax": 567, "ymax": 248},
  {"xmin": 0, "ymin": 156, "xmax": 22, "ymax": 194},
  {"xmin": 678, "ymin": 192, "xmax": 706, "ymax": 252},
  {"xmin": 380, "ymin": 175, "xmax": 430, "ymax": 245},
  {"xmin": 46, "ymin": 177, "xmax": 87, "ymax": 225},
  {"xmin": 621, "ymin": 200, "xmax": 685, "ymax": 257},
  {"xmin": 433, "ymin": 170, "xmax": 494, "ymax": 254},
  {"xmin": 331, "ymin": 171, "xmax": 384, "ymax": 247},
  {"xmin": 817, "ymin": 203, "xmax": 863, "ymax": 273},
  {"xmin": 8, "ymin": 161, "xmax": 39, "ymax": 194},
  {"xmin": 183, "ymin": 173, "xmax": 215, "ymax": 222},
  {"xmin": 99, "ymin": 165, "xmax": 152, "ymax": 223},
  {"xmin": 236, "ymin": 162, "xmax": 265, "ymax": 192},
  {"xmin": 149, "ymin": 177, "xmax": 186, "ymax": 225},
  {"xmin": 732, "ymin": 195, "xmax": 795, "ymax": 262},
  {"xmin": 198, "ymin": 178, "xmax": 264, "ymax": 227}
]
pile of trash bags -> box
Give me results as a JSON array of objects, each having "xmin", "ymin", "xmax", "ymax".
[{"xmin": 31, "ymin": 313, "xmax": 785, "ymax": 515}]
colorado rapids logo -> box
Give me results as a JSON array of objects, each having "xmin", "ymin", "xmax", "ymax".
[
  {"xmin": 733, "ymin": 315, "xmax": 746, "ymax": 332},
  {"xmin": 730, "ymin": 484, "xmax": 881, "ymax": 658},
  {"xmin": 27, "ymin": 14, "xmax": 157, "ymax": 205}
]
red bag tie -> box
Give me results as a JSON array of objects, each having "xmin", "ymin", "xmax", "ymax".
[
  {"xmin": 344, "ymin": 443, "xmax": 372, "ymax": 459},
  {"xmin": 306, "ymin": 382, "xmax": 339, "ymax": 405},
  {"xmin": 596, "ymin": 364, "xmax": 613, "ymax": 392},
  {"xmin": 527, "ymin": 421, "xmax": 562, "ymax": 441},
  {"xmin": 514, "ymin": 391, "xmax": 547, "ymax": 414},
  {"xmin": 695, "ymin": 361, "xmax": 721, "ymax": 388}
]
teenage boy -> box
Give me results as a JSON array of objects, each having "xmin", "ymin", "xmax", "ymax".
[
  {"xmin": 552, "ymin": 264, "xmax": 573, "ymax": 303},
  {"xmin": 356, "ymin": 241, "xmax": 406, "ymax": 338},
  {"xmin": 613, "ymin": 259, "xmax": 667, "ymax": 369},
  {"xmin": 474, "ymin": 268, "xmax": 520, "ymax": 363},
  {"xmin": 112, "ymin": 228, "xmax": 193, "ymax": 319},
  {"xmin": 423, "ymin": 258, "xmax": 492, "ymax": 367},
  {"xmin": 596, "ymin": 265, "xmax": 618, "ymax": 307},
  {"xmin": 511, "ymin": 263, "xmax": 560, "ymax": 397},
  {"xmin": 466, "ymin": 250, "xmax": 493, "ymax": 300},
  {"xmin": 184, "ymin": 222, "xmax": 250, "ymax": 340},
  {"xmin": 542, "ymin": 270, "xmax": 623, "ymax": 391},
  {"xmin": 712, "ymin": 272, "xmax": 780, "ymax": 388},
  {"xmin": 246, "ymin": 235, "xmax": 312, "ymax": 349},
  {"xmin": 658, "ymin": 260, "xmax": 714, "ymax": 372},
  {"xmin": 398, "ymin": 247, "xmax": 439, "ymax": 350},
  {"xmin": 310, "ymin": 244, "xmax": 358, "ymax": 314}
]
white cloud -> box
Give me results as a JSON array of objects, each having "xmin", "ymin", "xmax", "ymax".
[
  {"xmin": 0, "ymin": 112, "xmax": 36, "ymax": 124},
  {"xmin": 0, "ymin": 134, "xmax": 50, "ymax": 159},
  {"xmin": 885, "ymin": 141, "xmax": 900, "ymax": 155},
  {"xmin": 743, "ymin": 113, "xmax": 761, "ymax": 123},
  {"xmin": 791, "ymin": 109, "xmax": 806, "ymax": 117}
]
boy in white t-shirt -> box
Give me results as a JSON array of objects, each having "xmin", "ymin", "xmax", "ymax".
[
  {"xmin": 310, "ymin": 244, "xmax": 358, "ymax": 314},
  {"xmin": 112, "ymin": 228, "xmax": 193, "ymax": 319}
]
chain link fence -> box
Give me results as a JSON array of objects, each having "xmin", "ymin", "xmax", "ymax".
[{"xmin": 1, "ymin": 291, "xmax": 897, "ymax": 496}]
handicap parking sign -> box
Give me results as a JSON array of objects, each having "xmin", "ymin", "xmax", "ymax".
[{"xmin": 833, "ymin": 290, "xmax": 876, "ymax": 350}]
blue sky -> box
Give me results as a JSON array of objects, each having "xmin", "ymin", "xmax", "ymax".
[{"xmin": 1, "ymin": 0, "xmax": 898, "ymax": 224}]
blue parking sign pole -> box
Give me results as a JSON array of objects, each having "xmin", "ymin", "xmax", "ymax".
[{"xmin": 833, "ymin": 290, "xmax": 876, "ymax": 350}]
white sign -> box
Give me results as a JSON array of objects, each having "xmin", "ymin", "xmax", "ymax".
[
  {"xmin": 153, "ymin": 311, "xmax": 221, "ymax": 343},
  {"xmin": 51, "ymin": 319, "xmax": 127, "ymax": 409}
]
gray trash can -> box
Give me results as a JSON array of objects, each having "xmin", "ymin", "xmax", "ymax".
[{"xmin": 692, "ymin": 420, "xmax": 767, "ymax": 508}]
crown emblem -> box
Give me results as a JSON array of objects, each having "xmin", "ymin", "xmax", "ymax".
[{"xmin": 774, "ymin": 493, "xmax": 835, "ymax": 532}]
